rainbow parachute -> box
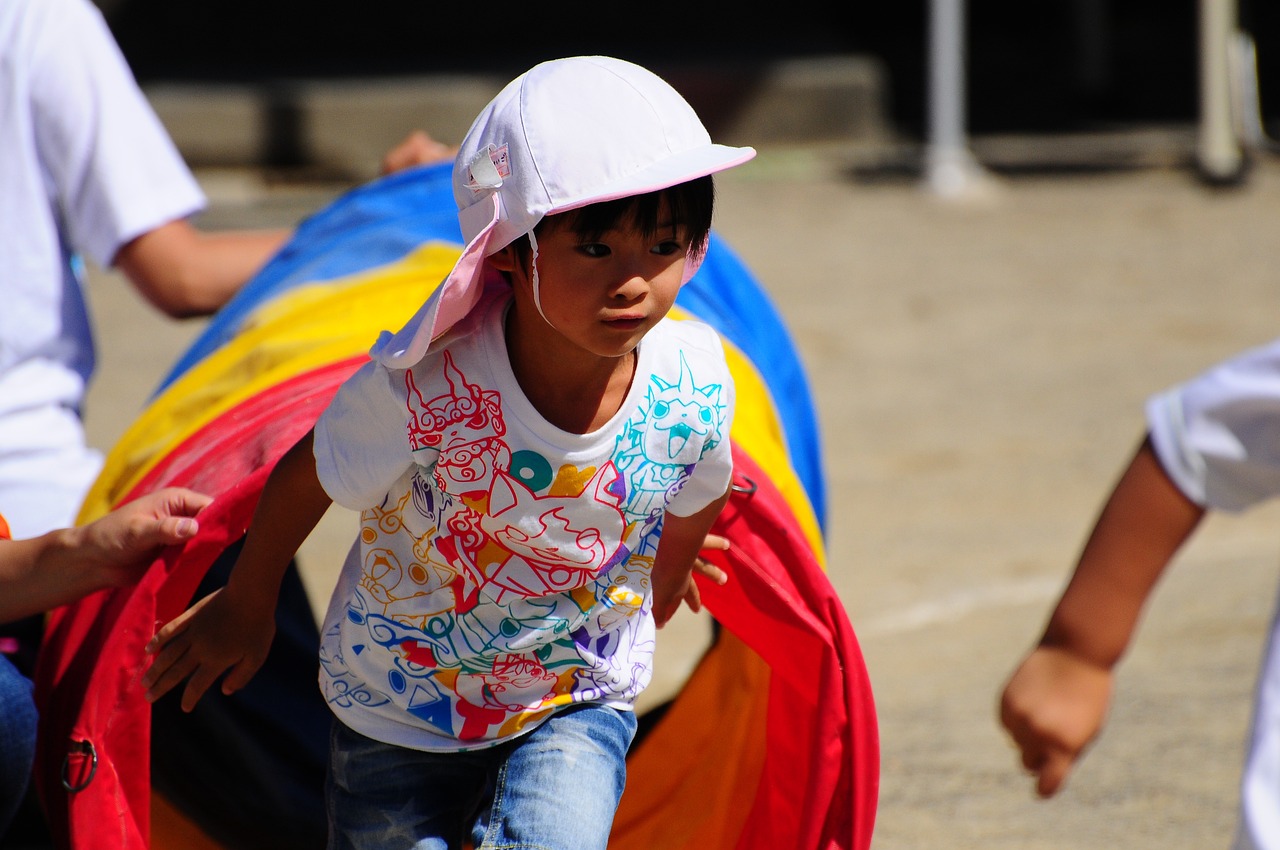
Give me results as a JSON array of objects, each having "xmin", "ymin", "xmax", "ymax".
[{"xmin": 32, "ymin": 162, "xmax": 877, "ymax": 849}]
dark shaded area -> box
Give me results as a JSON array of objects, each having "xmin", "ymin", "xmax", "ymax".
[
  {"xmin": 105, "ymin": 0, "xmax": 842, "ymax": 88},
  {"xmin": 847, "ymin": 0, "xmax": 1275, "ymax": 135},
  {"xmin": 151, "ymin": 541, "xmax": 329, "ymax": 850},
  {"xmin": 103, "ymin": 0, "xmax": 1279, "ymax": 137}
]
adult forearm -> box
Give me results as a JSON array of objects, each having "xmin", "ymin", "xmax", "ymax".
[
  {"xmin": 115, "ymin": 221, "xmax": 290, "ymax": 318},
  {"xmin": 0, "ymin": 528, "xmax": 109, "ymax": 622}
]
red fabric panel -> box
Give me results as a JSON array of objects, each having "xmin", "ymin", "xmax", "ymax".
[
  {"xmin": 32, "ymin": 358, "xmax": 364, "ymax": 850},
  {"xmin": 121, "ymin": 357, "xmax": 367, "ymax": 501},
  {"xmin": 702, "ymin": 446, "xmax": 879, "ymax": 850}
]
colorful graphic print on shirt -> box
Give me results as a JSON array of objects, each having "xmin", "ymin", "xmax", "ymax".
[{"xmin": 321, "ymin": 348, "xmax": 727, "ymax": 744}]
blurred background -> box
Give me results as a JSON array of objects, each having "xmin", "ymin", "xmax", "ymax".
[
  {"xmin": 89, "ymin": 0, "xmax": 1280, "ymax": 181},
  {"xmin": 96, "ymin": 0, "xmax": 1273, "ymax": 133}
]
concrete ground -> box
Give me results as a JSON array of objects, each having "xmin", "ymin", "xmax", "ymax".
[{"xmin": 83, "ymin": 127, "xmax": 1280, "ymax": 848}]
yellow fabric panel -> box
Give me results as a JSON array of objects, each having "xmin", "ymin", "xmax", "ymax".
[{"xmin": 77, "ymin": 245, "xmax": 455, "ymax": 523}]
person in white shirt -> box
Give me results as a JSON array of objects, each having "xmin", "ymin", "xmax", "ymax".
[
  {"xmin": 0, "ymin": 0, "xmax": 290, "ymax": 540},
  {"xmin": 1000, "ymin": 336, "xmax": 1280, "ymax": 850},
  {"xmin": 0, "ymin": 0, "xmax": 285, "ymax": 840}
]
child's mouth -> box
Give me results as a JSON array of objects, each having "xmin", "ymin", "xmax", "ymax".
[{"xmin": 604, "ymin": 317, "xmax": 645, "ymax": 331}]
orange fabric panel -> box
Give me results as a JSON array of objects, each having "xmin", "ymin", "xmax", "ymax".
[{"xmin": 613, "ymin": 633, "xmax": 770, "ymax": 848}]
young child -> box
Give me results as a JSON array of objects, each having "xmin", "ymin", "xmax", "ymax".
[
  {"xmin": 142, "ymin": 55, "xmax": 755, "ymax": 849},
  {"xmin": 999, "ymin": 335, "xmax": 1280, "ymax": 850}
]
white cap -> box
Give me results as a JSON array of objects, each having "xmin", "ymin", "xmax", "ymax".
[{"xmin": 370, "ymin": 55, "xmax": 756, "ymax": 368}]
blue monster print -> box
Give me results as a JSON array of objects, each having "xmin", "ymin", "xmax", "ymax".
[{"xmin": 615, "ymin": 352, "xmax": 727, "ymax": 521}]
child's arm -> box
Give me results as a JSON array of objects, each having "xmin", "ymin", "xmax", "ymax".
[
  {"xmin": 650, "ymin": 485, "xmax": 732, "ymax": 628},
  {"xmin": 999, "ymin": 435, "xmax": 1205, "ymax": 797},
  {"xmin": 141, "ymin": 431, "xmax": 332, "ymax": 712}
]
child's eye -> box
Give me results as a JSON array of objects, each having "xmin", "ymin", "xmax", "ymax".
[
  {"xmin": 651, "ymin": 240, "xmax": 683, "ymax": 256},
  {"xmin": 578, "ymin": 242, "xmax": 611, "ymax": 258}
]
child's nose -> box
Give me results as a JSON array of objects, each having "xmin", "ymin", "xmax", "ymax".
[{"xmin": 610, "ymin": 269, "xmax": 650, "ymax": 300}]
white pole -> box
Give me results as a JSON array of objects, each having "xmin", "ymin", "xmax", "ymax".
[
  {"xmin": 1197, "ymin": 0, "xmax": 1245, "ymax": 182},
  {"xmin": 924, "ymin": 0, "xmax": 992, "ymax": 197}
]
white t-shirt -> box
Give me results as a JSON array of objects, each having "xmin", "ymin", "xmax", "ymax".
[
  {"xmin": 313, "ymin": 289, "xmax": 735, "ymax": 751},
  {"xmin": 1146, "ymin": 337, "xmax": 1280, "ymax": 512},
  {"xmin": 0, "ymin": 0, "xmax": 205, "ymax": 536}
]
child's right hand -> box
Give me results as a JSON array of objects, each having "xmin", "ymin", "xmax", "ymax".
[
  {"xmin": 142, "ymin": 585, "xmax": 276, "ymax": 712},
  {"xmin": 998, "ymin": 645, "xmax": 1114, "ymax": 797}
]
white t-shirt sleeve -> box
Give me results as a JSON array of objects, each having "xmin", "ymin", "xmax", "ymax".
[
  {"xmin": 314, "ymin": 360, "xmax": 422, "ymax": 511},
  {"xmin": 29, "ymin": 0, "xmax": 205, "ymax": 267},
  {"xmin": 664, "ymin": 325, "xmax": 736, "ymax": 517},
  {"xmin": 1146, "ymin": 337, "xmax": 1280, "ymax": 512}
]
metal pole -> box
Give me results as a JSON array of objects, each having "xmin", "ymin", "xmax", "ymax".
[{"xmin": 924, "ymin": 0, "xmax": 992, "ymax": 197}]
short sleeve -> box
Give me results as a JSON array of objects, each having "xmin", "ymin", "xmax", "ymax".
[
  {"xmin": 314, "ymin": 360, "xmax": 424, "ymax": 511},
  {"xmin": 28, "ymin": 0, "xmax": 205, "ymax": 266},
  {"xmin": 664, "ymin": 326, "xmax": 736, "ymax": 517},
  {"xmin": 1146, "ymin": 337, "xmax": 1280, "ymax": 513}
]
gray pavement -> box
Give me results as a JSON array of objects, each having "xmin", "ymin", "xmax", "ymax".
[{"xmin": 83, "ymin": 124, "xmax": 1280, "ymax": 848}]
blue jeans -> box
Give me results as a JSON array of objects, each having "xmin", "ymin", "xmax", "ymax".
[
  {"xmin": 0, "ymin": 654, "xmax": 37, "ymax": 837},
  {"xmin": 326, "ymin": 704, "xmax": 637, "ymax": 850}
]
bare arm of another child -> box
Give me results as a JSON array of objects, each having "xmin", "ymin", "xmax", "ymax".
[
  {"xmin": 650, "ymin": 486, "xmax": 732, "ymax": 628},
  {"xmin": 142, "ymin": 430, "xmax": 332, "ymax": 712},
  {"xmin": 999, "ymin": 435, "xmax": 1205, "ymax": 797}
]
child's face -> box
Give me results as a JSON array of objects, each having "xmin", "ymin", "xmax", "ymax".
[{"xmin": 502, "ymin": 213, "xmax": 688, "ymax": 360}]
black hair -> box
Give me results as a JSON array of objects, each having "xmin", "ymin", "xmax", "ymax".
[{"xmin": 515, "ymin": 175, "xmax": 715, "ymax": 261}]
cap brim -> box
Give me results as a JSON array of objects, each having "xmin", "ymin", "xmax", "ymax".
[{"xmin": 550, "ymin": 144, "xmax": 756, "ymax": 215}]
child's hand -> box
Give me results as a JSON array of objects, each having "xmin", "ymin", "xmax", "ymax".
[
  {"xmin": 692, "ymin": 534, "xmax": 730, "ymax": 588},
  {"xmin": 651, "ymin": 533, "xmax": 730, "ymax": 629},
  {"xmin": 999, "ymin": 645, "xmax": 1114, "ymax": 797},
  {"xmin": 142, "ymin": 586, "xmax": 276, "ymax": 712}
]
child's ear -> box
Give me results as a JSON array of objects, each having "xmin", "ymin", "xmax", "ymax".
[{"xmin": 489, "ymin": 244, "xmax": 518, "ymax": 273}]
